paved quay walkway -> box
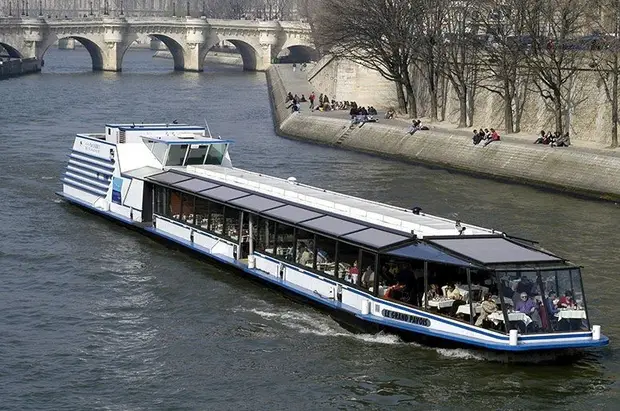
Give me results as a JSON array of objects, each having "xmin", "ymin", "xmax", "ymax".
[
  {"xmin": 267, "ymin": 64, "xmax": 620, "ymax": 200},
  {"xmin": 273, "ymin": 64, "xmax": 620, "ymax": 158}
]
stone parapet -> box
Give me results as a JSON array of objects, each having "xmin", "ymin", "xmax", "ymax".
[{"xmin": 266, "ymin": 65, "xmax": 620, "ymax": 201}]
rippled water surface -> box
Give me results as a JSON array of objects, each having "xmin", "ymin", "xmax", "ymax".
[{"xmin": 1, "ymin": 49, "xmax": 619, "ymax": 410}]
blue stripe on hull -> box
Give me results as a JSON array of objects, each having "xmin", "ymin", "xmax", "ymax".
[{"xmin": 56, "ymin": 191, "xmax": 610, "ymax": 353}]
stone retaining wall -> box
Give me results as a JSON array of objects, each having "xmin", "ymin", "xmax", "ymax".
[{"xmin": 266, "ymin": 66, "xmax": 620, "ymax": 201}]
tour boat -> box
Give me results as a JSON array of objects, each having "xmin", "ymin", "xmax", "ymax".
[{"xmin": 57, "ymin": 123, "xmax": 609, "ymax": 354}]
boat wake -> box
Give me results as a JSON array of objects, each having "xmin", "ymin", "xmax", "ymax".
[{"xmin": 236, "ymin": 307, "xmax": 404, "ymax": 345}]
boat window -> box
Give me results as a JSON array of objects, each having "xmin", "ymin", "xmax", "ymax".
[
  {"xmin": 209, "ymin": 202, "xmax": 224, "ymax": 235},
  {"xmin": 359, "ymin": 251, "xmax": 377, "ymax": 290},
  {"xmin": 379, "ymin": 258, "xmax": 426, "ymax": 313},
  {"xmin": 275, "ymin": 222, "xmax": 295, "ymax": 262},
  {"xmin": 315, "ymin": 235, "xmax": 336, "ymax": 276},
  {"xmin": 194, "ymin": 197, "xmax": 210, "ymax": 230},
  {"xmin": 413, "ymin": 264, "xmax": 467, "ymax": 319},
  {"xmin": 496, "ymin": 269, "xmax": 588, "ymax": 333},
  {"xmin": 169, "ymin": 190, "xmax": 182, "ymax": 219},
  {"xmin": 295, "ymin": 229, "xmax": 315, "ymax": 268},
  {"xmin": 338, "ymin": 241, "xmax": 361, "ymax": 284},
  {"xmin": 224, "ymin": 207, "xmax": 240, "ymax": 240},
  {"xmin": 151, "ymin": 142, "xmax": 168, "ymax": 164},
  {"xmin": 154, "ymin": 186, "xmax": 168, "ymax": 216},
  {"xmin": 535, "ymin": 269, "xmax": 589, "ymax": 332},
  {"xmin": 255, "ymin": 216, "xmax": 276, "ymax": 254},
  {"xmin": 180, "ymin": 193, "xmax": 195, "ymax": 225},
  {"xmin": 184, "ymin": 145, "xmax": 209, "ymax": 166},
  {"xmin": 204, "ymin": 143, "xmax": 227, "ymax": 165},
  {"xmin": 166, "ymin": 144, "xmax": 189, "ymax": 166},
  {"xmin": 468, "ymin": 270, "xmax": 507, "ymax": 333}
]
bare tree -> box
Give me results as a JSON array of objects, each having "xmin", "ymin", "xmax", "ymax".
[
  {"xmin": 314, "ymin": 0, "xmax": 420, "ymax": 115},
  {"xmin": 477, "ymin": 0, "xmax": 531, "ymax": 133},
  {"xmin": 442, "ymin": 0, "xmax": 483, "ymax": 127},
  {"xmin": 415, "ymin": 0, "xmax": 447, "ymax": 121},
  {"xmin": 588, "ymin": 0, "xmax": 620, "ymax": 147},
  {"xmin": 522, "ymin": 0, "xmax": 589, "ymax": 134}
]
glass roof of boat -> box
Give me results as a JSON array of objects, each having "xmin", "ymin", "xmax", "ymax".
[
  {"xmin": 147, "ymin": 170, "xmax": 417, "ymax": 251},
  {"xmin": 386, "ymin": 243, "xmax": 478, "ymax": 267},
  {"xmin": 429, "ymin": 237, "xmax": 563, "ymax": 265}
]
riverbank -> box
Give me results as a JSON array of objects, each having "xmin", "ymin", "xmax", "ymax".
[
  {"xmin": 266, "ymin": 64, "xmax": 620, "ymax": 201},
  {"xmin": 0, "ymin": 58, "xmax": 41, "ymax": 80}
]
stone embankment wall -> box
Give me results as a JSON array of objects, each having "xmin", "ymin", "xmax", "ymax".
[
  {"xmin": 267, "ymin": 65, "xmax": 620, "ymax": 201},
  {"xmin": 0, "ymin": 58, "xmax": 41, "ymax": 79},
  {"xmin": 308, "ymin": 56, "xmax": 619, "ymax": 147},
  {"xmin": 307, "ymin": 56, "xmax": 399, "ymax": 109}
]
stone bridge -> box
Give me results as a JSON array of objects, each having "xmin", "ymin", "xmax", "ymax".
[{"xmin": 0, "ymin": 16, "xmax": 315, "ymax": 71}]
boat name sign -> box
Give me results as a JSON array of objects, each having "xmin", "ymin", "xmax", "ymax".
[{"xmin": 381, "ymin": 309, "xmax": 431, "ymax": 327}]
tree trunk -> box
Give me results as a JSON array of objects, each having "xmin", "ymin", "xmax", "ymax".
[
  {"xmin": 467, "ymin": 87, "xmax": 475, "ymax": 127},
  {"xmin": 504, "ymin": 78, "xmax": 514, "ymax": 133},
  {"xmin": 458, "ymin": 93, "xmax": 467, "ymax": 128},
  {"xmin": 427, "ymin": 61, "xmax": 438, "ymax": 121},
  {"xmin": 395, "ymin": 82, "xmax": 407, "ymax": 114},
  {"xmin": 504, "ymin": 95, "xmax": 514, "ymax": 134},
  {"xmin": 612, "ymin": 55, "xmax": 619, "ymax": 148},
  {"xmin": 404, "ymin": 82, "xmax": 417, "ymax": 118},
  {"xmin": 553, "ymin": 91, "xmax": 563, "ymax": 134}
]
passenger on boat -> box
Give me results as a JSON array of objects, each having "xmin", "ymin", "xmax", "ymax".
[
  {"xmin": 545, "ymin": 291, "xmax": 560, "ymax": 316},
  {"xmin": 475, "ymin": 293, "xmax": 498, "ymax": 326},
  {"xmin": 516, "ymin": 292, "xmax": 544, "ymax": 329},
  {"xmin": 349, "ymin": 261, "xmax": 360, "ymax": 285},
  {"xmin": 558, "ymin": 290, "xmax": 575, "ymax": 308},
  {"xmin": 426, "ymin": 283, "xmax": 441, "ymax": 300},
  {"xmin": 297, "ymin": 246, "xmax": 313, "ymax": 266},
  {"xmin": 515, "ymin": 292, "xmax": 536, "ymax": 315},
  {"xmin": 446, "ymin": 284, "xmax": 466, "ymax": 316},
  {"xmin": 361, "ymin": 266, "xmax": 374, "ymax": 289}
]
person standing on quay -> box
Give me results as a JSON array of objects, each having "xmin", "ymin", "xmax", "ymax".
[
  {"xmin": 292, "ymin": 63, "xmax": 297, "ymax": 72},
  {"xmin": 309, "ymin": 91, "xmax": 316, "ymax": 111}
]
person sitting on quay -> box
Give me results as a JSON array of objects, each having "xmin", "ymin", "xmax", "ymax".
[
  {"xmin": 407, "ymin": 120, "xmax": 428, "ymax": 135},
  {"xmin": 472, "ymin": 129, "xmax": 484, "ymax": 145},
  {"xmin": 300, "ymin": 94, "xmax": 307, "ymax": 102},
  {"xmin": 368, "ymin": 106, "xmax": 378, "ymax": 116},
  {"xmin": 285, "ymin": 91, "xmax": 294, "ymax": 103},
  {"xmin": 534, "ymin": 130, "xmax": 551, "ymax": 144},
  {"xmin": 555, "ymin": 132, "xmax": 571, "ymax": 147},
  {"xmin": 483, "ymin": 128, "xmax": 501, "ymax": 146},
  {"xmin": 385, "ymin": 108, "xmax": 395, "ymax": 119}
]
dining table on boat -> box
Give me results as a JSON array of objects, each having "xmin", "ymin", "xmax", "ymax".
[
  {"xmin": 487, "ymin": 311, "xmax": 533, "ymax": 327},
  {"xmin": 555, "ymin": 308, "xmax": 587, "ymax": 321},
  {"xmin": 427, "ymin": 297, "xmax": 455, "ymax": 309}
]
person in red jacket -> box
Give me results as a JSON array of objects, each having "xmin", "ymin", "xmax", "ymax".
[{"xmin": 484, "ymin": 128, "xmax": 501, "ymax": 146}]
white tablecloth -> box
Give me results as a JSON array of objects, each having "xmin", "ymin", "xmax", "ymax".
[
  {"xmin": 555, "ymin": 309, "xmax": 587, "ymax": 321},
  {"xmin": 428, "ymin": 298, "xmax": 455, "ymax": 309},
  {"xmin": 456, "ymin": 303, "xmax": 481, "ymax": 316},
  {"xmin": 488, "ymin": 311, "xmax": 533, "ymax": 327}
]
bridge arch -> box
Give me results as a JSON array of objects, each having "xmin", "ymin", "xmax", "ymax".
[
  {"xmin": 40, "ymin": 36, "xmax": 104, "ymax": 70},
  {"xmin": 0, "ymin": 42, "xmax": 23, "ymax": 59},
  {"xmin": 202, "ymin": 37, "xmax": 262, "ymax": 71},
  {"xmin": 278, "ymin": 44, "xmax": 319, "ymax": 63},
  {"xmin": 143, "ymin": 34, "xmax": 185, "ymax": 71}
]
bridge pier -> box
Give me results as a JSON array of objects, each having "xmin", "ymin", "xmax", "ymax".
[{"xmin": 101, "ymin": 17, "xmax": 130, "ymax": 72}]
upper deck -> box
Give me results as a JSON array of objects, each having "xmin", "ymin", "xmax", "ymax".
[{"xmin": 181, "ymin": 164, "xmax": 496, "ymax": 239}]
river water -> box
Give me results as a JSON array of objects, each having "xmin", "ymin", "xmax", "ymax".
[{"xmin": 1, "ymin": 48, "xmax": 619, "ymax": 410}]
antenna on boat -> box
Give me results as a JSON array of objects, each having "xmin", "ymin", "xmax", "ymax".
[{"xmin": 204, "ymin": 118, "xmax": 214, "ymax": 138}]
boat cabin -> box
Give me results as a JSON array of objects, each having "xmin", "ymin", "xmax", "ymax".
[{"xmin": 138, "ymin": 167, "xmax": 590, "ymax": 337}]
